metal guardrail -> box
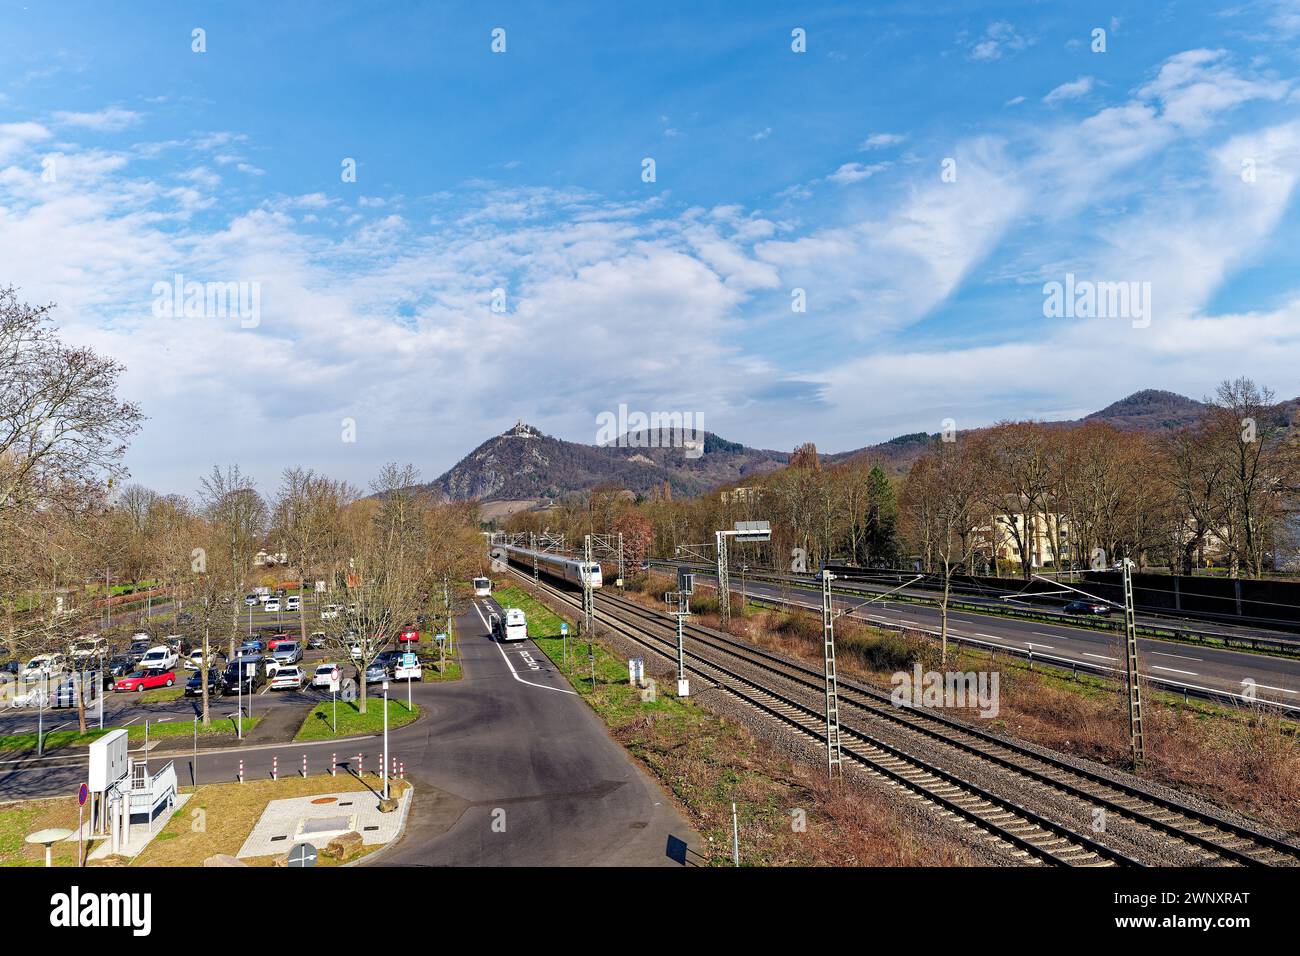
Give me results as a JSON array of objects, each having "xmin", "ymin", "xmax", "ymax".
[{"xmin": 648, "ymin": 561, "xmax": 1300, "ymax": 658}]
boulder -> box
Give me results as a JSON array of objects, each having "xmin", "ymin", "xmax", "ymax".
[{"xmin": 323, "ymin": 830, "xmax": 364, "ymax": 861}]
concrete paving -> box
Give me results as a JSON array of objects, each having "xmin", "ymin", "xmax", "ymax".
[{"xmin": 237, "ymin": 788, "xmax": 409, "ymax": 858}]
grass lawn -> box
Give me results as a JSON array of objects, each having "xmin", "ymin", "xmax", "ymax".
[
  {"xmin": 0, "ymin": 795, "xmax": 86, "ymax": 866},
  {"xmin": 0, "ymin": 715, "xmax": 260, "ymax": 753},
  {"xmin": 295, "ymin": 697, "xmax": 420, "ymax": 741},
  {"xmin": 139, "ymin": 686, "xmax": 185, "ymax": 704},
  {"xmin": 133, "ymin": 776, "xmax": 411, "ymax": 867}
]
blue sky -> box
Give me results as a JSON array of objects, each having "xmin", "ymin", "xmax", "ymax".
[{"xmin": 2, "ymin": 0, "xmax": 1300, "ymax": 495}]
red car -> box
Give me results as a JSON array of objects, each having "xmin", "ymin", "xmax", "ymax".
[
  {"xmin": 397, "ymin": 626, "xmax": 420, "ymax": 644},
  {"xmin": 266, "ymin": 634, "xmax": 293, "ymax": 651},
  {"xmin": 115, "ymin": 669, "xmax": 176, "ymax": 693}
]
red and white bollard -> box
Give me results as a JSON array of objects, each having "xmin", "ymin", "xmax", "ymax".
[
  {"xmin": 356, "ymin": 753, "xmax": 363, "ymax": 776},
  {"xmin": 331, "ymin": 753, "xmax": 337, "ymax": 777},
  {"xmin": 391, "ymin": 755, "xmax": 397, "ymax": 777},
  {"xmin": 272, "ymin": 755, "xmax": 278, "ymax": 781},
  {"xmin": 399, "ymin": 762, "xmax": 405, "ymax": 781},
  {"xmin": 301, "ymin": 754, "xmax": 307, "ymax": 778},
  {"xmin": 238, "ymin": 759, "xmax": 244, "ymax": 784}
]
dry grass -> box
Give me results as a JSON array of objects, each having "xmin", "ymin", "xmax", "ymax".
[
  {"xmin": 0, "ymin": 795, "xmax": 86, "ymax": 867},
  {"xmin": 133, "ymin": 775, "xmax": 410, "ymax": 867},
  {"xmin": 616, "ymin": 583, "xmax": 1300, "ymax": 836},
  {"xmin": 618, "ymin": 707, "xmax": 979, "ymax": 866}
]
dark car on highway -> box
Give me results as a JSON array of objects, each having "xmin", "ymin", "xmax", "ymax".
[{"xmin": 1064, "ymin": 600, "xmax": 1111, "ymax": 616}]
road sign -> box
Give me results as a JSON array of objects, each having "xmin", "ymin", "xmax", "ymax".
[
  {"xmin": 560, "ymin": 622, "xmax": 568, "ymax": 635},
  {"xmin": 435, "ymin": 633, "xmax": 447, "ymax": 644},
  {"xmin": 287, "ymin": 842, "xmax": 317, "ymax": 867},
  {"xmin": 77, "ymin": 783, "xmax": 89, "ymax": 806}
]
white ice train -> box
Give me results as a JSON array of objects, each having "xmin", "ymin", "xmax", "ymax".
[{"xmin": 499, "ymin": 544, "xmax": 603, "ymax": 589}]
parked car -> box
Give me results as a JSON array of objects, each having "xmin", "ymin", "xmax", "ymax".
[
  {"xmin": 308, "ymin": 632, "xmax": 327, "ymax": 650},
  {"xmin": 239, "ymin": 639, "xmax": 265, "ymax": 656},
  {"xmin": 393, "ymin": 652, "xmax": 422, "ymax": 681},
  {"xmin": 69, "ymin": 636, "xmax": 107, "ymax": 661},
  {"xmin": 185, "ymin": 668, "xmax": 227, "ymax": 697},
  {"xmin": 102, "ymin": 655, "xmax": 135, "ymax": 685},
  {"xmin": 20, "ymin": 654, "xmax": 65, "ymax": 680},
  {"xmin": 1064, "ymin": 600, "xmax": 1112, "ymax": 616},
  {"xmin": 222, "ymin": 657, "xmax": 264, "ymax": 695},
  {"xmin": 397, "ymin": 626, "xmax": 420, "ymax": 645},
  {"xmin": 320, "ymin": 605, "xmax": 341, "ymax": 621},
  {"xmin": 126, "ymin": 639, "xmax": 152, "ymax": 661},
  {"xmin": 265, "ymin": 598, "xmax": 281, "ymax": 613},
  {"xmin": 266, "ymin": 634, "xmax": 293, "ymax": 651},
  {"xmin": 270, "ymin": 666, "xmax": 304, "ymax": 691},
  {"xmin": 285, "ymin": 595, "xmax": 300, "ymax": 612},
  {"xmin": 271, "ymin": 641, "xmax": 302, "ymax": 666},
  {"xmin": 348, "ymin": 642, "xmax": 363, "ymax": 660},
  {"xmin": 364, "ymin": 659, "xmax": 390, "ymax": 683},
  {"xmin": 311, "ymin": 663, "xmax": 339, "ymax": 689},
  {"xmin": 176, "ymin": 612, "xmax": 195, "ymax": 625},
  {"xmin": 115, "ymin": 669, "xmax": 176, "ymax": 693},
  {"xmin": 139, "ymin": 645, "xmax": 179, "ymax": 671},
  {"xmin": 244, "ymin": 594, "xmax": 258, "ymax": 607}
]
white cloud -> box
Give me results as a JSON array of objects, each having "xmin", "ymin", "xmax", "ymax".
[
  {"xmin": 859, "ymin": 132, "xmax": 905, "ymax": 150},
  {"xmin": 969, "ymin": 21, "xmax": 1030, "ymax": 61},
  {"xmin": 0, "ymin": 121, "xmax": 52, "ymax": 162},
  {"xmin": 1043, "ymin": 76, "xmax": 1095, "ymax": 105},
  {"xmin": 826, "ymin": 161, "xmax": 888, "ymax": 184},
  {"xmin": 53, "ymin": 107, "xmax": 141, "ymax": 132}
]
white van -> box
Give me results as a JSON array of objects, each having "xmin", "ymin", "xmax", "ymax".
[{"xmin": 139, "ymin": 645, "xmax": 178, "ymax": 671}]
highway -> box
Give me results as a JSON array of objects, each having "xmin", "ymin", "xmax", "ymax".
[
  {"xmin": 690, "ymin": 573, "xmax": 1300, "ymax": 711},
  {"xmin": 0, "ymin": 601, "xmax": 700, "ymax": 866}
]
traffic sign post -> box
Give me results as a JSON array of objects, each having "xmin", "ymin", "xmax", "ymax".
[
  {"xmin": 330, "ymin": 666, "xmax": 340, "ymax": 732},
  {"xmin": 560, "ymin": 621, "xmax": 569, "ymax": 666},
  {"xmin": 287, "ymin": 842, "xmax": 317, "ymax": 868},
  {"xmin": 77, "ymin": 784, "xmax": 88, "ymax": 867}
]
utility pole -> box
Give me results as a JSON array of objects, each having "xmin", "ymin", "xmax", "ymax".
[
  {"xmin": 821, "ymin": 569, "xmax": 843, "ymax": 780},
  {"xmin": 1121, "ymin": 560, "xmax": 1145, "ymax": 765},
  {"xmin": 715, "ymin": 530, "xmax": 731, "ymax": 626},
  {"xmin": 582, "ymin": 534, "xmax": 594, "ymax": 639},
  {"xmin": 668, "ymin": 567, "xmax": 693, "ymax": 697},
  {"xmin": 617, "ymin": 531, "xmax": 624, "ymax": 590}
]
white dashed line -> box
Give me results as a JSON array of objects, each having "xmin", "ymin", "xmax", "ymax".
[{"xmin": 1152, "ymin": 665, "xmax": 1198, "ymax": 676}]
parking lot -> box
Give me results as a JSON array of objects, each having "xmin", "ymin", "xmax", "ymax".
[{"xmin": 0, "ymin": 589, "xmax": 431, "ymax": 736}]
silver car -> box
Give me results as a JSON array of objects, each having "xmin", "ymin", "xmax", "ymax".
[{"xmin": 271, "ymin": 641, "xmax": 302, "ymax": 665}]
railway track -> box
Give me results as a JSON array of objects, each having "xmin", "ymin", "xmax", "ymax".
[{"xmin": 507, "ymin": 566, "xmax": 1300, "ymax": 868}]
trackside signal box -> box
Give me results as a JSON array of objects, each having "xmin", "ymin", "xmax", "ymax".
[{"xmin": 677, "ymin": 566, "xmax": 694, "ymax": 595}]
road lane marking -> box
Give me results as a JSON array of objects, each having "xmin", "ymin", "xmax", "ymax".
[
  {"xmin": 1024, "ymin": 642, "xmax": 1054, "ymax": 650},
  {"xmin": 1150, "ymin": 651, "xmax": 1202, "ymax": 662},
  {"xmin": 1084, "ymin": 653, "xmax": 1117, "ymax": 661},
  {"xmin": 473, "ymin": 601, "xmax": 576, "ymax": 696},
  {"xmin": 1152, "ymin": 665, "xmax": 1198, "ymax": 676},
  {"xmin": 1248, "ymin": 683, "xmax": 1296, "ymax": 694}
]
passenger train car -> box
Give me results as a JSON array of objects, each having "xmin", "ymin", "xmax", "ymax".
[{"xmin": 499, "ymin": 544, "xmax": 603, "ymax": 588}]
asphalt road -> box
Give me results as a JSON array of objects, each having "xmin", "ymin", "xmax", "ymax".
[
  {"xmin": 0, "ymin": 601, "xmax": 701, "ymax": 866},
  {"xmin": 705, "ymin": 575, "xmax": 1300, "ymax": 710}
]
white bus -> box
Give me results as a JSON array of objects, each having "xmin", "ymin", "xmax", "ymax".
[
  {"xmin": 501, "ymin": 607, "xmax": 527, "ymax": 642},
  {"xmin": 473, "ymin": 576, "xmax": 492, "ymax": 597}
]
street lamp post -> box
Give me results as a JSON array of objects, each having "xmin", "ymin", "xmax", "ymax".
[{"xmin": 382, "ymin": 681, "xmax": 390, "ymax": 799}]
